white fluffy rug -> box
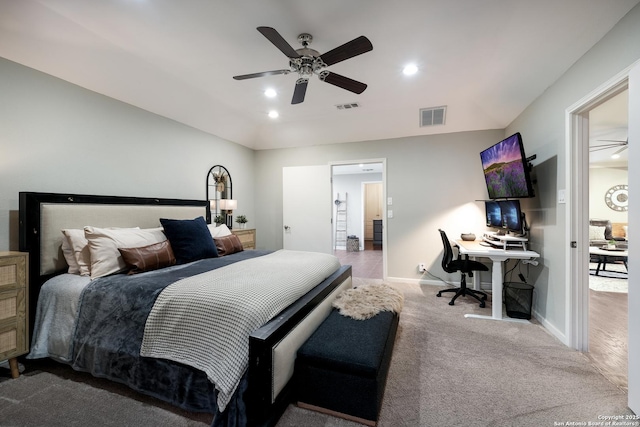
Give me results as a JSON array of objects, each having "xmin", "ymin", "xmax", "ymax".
[{"xmin": 332, "ymin": 283, "xmax": 404, "ymax": 320}]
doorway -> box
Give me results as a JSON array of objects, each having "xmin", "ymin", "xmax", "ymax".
[
  {"xmin": 331, "ymin": 161, "xmax": 386, "ymax": 280},
  {"xmin": 364, "ymin": 182, "xmax": 383, "ymax": 250},
  {"xmin": 586, "ymin": 89, "xmax": 629, "ymax": 390},
  {"xmin": 568, "ymin": 61, "xmax": 639, "ymax": 413}
]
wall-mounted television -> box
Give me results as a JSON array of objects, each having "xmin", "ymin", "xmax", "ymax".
[{"xmin": 480, "ymin": 132, "xmax": 535, "ymax": 199}]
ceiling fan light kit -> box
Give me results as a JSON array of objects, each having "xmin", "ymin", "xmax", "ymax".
[{"xmin": 233, "ymin": 27, "xmax": 373, "ymax": 104}]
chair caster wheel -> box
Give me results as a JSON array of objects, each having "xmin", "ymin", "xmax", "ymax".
[
  {"xmin": 448, "ymin": 301, "xmax": 454, "ymax": 306},
  {"xmin": 482, "ymin": 295, "xmax": 488, "ymax": 301},
  {"xmin": 437, "ymin": 293, "xmax": 442, "ymax": 297},
  {"xmin": 480, "ymin": 302, "xmax": 486, "ymax": 308}
]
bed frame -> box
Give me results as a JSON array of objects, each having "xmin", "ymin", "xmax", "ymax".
[{"xmin": 18, "ymin": 191, "xmax": 352, "ymax": 427}]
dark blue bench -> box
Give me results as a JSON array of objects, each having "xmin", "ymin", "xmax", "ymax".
[{"xmin": 295, "ymin": 308, "xmax": 399, "ymax": 426}]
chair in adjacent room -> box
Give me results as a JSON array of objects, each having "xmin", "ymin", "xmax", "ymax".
[{"xmin": 437, "ymin": 229, "xmax": 489, "ymax": 307}]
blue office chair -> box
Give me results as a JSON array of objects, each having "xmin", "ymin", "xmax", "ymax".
[{"xmin": 437, "ymin": 229, "xmax": 489, "ymax": 307}]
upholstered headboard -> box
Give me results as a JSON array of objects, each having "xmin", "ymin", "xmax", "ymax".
[
  {"xmin": 39, "ymin": 203, "xmax": 206, "ymax": 276},
  {"xmin": 19, "ymin": 192, "xmax": 210, "ymax": 333}
]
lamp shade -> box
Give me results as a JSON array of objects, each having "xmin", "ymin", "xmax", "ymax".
[{"xmin": 219, "ymin": 199, "xmax": 237, "ymax": 210}]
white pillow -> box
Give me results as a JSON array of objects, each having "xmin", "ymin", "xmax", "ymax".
[
  {"xmin": 60, "ymin": 233, "xmax": 81, "ymax": 275},
  {"xmin": 84, "ymin": 226, "xmax": 166, "ymax": 279},
  {"xmin": 623, "ymin": 225, "xmax": 628, "ymax": 240},
  {"xmin": 208, "ymin": 223, "xmax": 232, "ymax": 238},
  {"xmin": 62, "ymin": 229, "xmax": 91, "ymax": 276},
  {"xmin": 588, "ymin": 225, "xmax": 606, "ymax": 241}
]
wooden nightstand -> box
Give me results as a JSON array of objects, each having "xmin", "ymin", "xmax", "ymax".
[
  {"xmin": 232, "ymin": 228, "xmax": 256, "ymax": 250},
  {"xmin": 0, "ymin": 252, "xmax": 28, "ymax": 379}
]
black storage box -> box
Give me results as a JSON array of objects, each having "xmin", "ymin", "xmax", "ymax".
[{"xmin": 295, "ymin": 309, "xmax": 399, "ymax": 426}]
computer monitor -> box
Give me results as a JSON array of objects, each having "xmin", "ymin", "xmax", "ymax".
[
  {"xmin": 485, "ymin": 201, "xmax": 502, "ymax": 228},
  {"xmin": 498, "ymin": 200, "xmax": 523, "ymax": 235}
]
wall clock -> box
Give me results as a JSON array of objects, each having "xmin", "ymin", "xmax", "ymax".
[{"xmin": 604, "ymin": 184, "xmax": 628, "ymax": 211}]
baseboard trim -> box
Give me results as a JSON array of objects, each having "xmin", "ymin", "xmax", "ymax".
[{"xmin": 385, "ymin": 276, "xmax": 492, "ymax": 291}]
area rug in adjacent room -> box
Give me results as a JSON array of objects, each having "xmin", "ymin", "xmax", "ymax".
[{"xmin": 589, "ymin": 262, "xmax": 628, "ymax": 293}]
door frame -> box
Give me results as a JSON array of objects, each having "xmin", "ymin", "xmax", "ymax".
[
  {"xmin": 331, "ymin": 158, "xmax": 387, "ymax": 280},
  {"xmin": 566, "ymin": 65, "xmax": 633, "ymax": 351},
  {"xmin": 565, "ymin": 60, "xmax": 640, "ymax": 413}
]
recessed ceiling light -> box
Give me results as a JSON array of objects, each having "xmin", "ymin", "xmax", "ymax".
[
  {"xmin": 268, "ymin": 110, "xmax": 279, "ymax": 119},
  {"xmin": 264, "ymin": 88, "xmax": 277, "ymax": 98},
  {"xmin": 403, "ymin": 64, "xmax": 418, "ymax": 76}
]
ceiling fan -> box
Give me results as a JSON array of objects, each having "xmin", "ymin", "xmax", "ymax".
[
  {"xmin": 233, "ymin": 27, "xmax": 373, "ymax": 104},
  {"xmin": 590, "ymin": 138, "xmax": 628, "ymax": 158}
]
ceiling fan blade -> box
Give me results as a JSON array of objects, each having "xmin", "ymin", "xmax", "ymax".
[
  {"xmin": 257, "ymin": 26, "xmax": 301, "ymax": 59},
  {"xmin": 319, "ymin": 71, "xmax": 367, "ymax": 94},
  {"xmin": 319, "ymin": 35, "xmax": 373, "ymax": 66},
  {"xmin": 233, "ymin": 69, "xmax": 290, "ymax": 80},
  {"xmin": 590, "ymin": 146, "xmax": 618, "ymax": 152},
  {"xmin": 589, "ymin": 143, "xmax": 627, "ymax": 152},
  {"xmin": 291, "ymin": 79, "xmax": 308, "ymax": 104}
]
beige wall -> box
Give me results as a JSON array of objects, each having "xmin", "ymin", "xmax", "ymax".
[{"xmin": 589, "ymin": 167, "xmax": 628, "ymax": 223}]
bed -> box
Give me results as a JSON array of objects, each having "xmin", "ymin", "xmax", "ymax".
[{"xmin": 18, "ymin": 191, "xmax": 352, "ymax": 427}]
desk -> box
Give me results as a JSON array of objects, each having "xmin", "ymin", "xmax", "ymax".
[{"xmin": 455, "ymin": 240, "xmax": 540, "ymax": 322}]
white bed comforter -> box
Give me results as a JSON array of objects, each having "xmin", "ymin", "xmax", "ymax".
[{"xmin": 140, "ymin": 249, "xmax": 340, "ymax": 411}]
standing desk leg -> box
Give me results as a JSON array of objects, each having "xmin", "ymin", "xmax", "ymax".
[
  {"xmin": 491, "ymin": 260, "xmax": 503, "ymax": 320},
  {"xmin": 464, "ymin": 257, "xmax": 529, "ymax": 323}
]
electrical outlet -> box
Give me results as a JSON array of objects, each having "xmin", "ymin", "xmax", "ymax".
[{"xmin": 418, "ymin": 263, "xmax": 426, "ymax": 272}]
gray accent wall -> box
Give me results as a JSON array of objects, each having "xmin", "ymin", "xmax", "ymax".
[
  {"xmin": 0, "ymin": 2, "xmax": 638, "ymax": 351},
  {"xmin": 0, "ymin": 57, "xmax": 256, "ymax": 251},
  {"xmin": 506, "ymin": 3, "xmax": 640, "ymax": 338},
  {"xmin": 254, "ymin": 130, "xmax": 505, "ymax": 283}
]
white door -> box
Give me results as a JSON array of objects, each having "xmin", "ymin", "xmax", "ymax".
[
  {"xmin": 627, "ymin": 61, "xmax": 639, "ymax": 414},
  {"xmin": 283, "ymin": 165, "xmax": 332, "ymax": 253},
  {"xmin": 364, "ymin": 182, "xmax": 383, "ymax": 240}
]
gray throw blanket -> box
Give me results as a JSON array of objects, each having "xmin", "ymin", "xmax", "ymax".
[{"xmin": 140, "ymin": 250, "xmax": 341, "ymax": 411}]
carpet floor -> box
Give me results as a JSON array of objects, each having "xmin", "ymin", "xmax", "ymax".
[{"xmin": 0, "ymin": 280, "xmax": 632, "ymax": 426}]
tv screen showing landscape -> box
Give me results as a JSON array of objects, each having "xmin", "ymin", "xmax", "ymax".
[{"xmin": 480, "ymin": 132, "xmax": 534, "ymax": 199}]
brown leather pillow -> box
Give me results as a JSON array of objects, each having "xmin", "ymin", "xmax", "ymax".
[
  {"xmin": 214, "ymin": 234, "xmax": 244, "ymax": 256},
  {"xmin": 118, "ymin": 240, "xmax": 176, "ymax": 274}
]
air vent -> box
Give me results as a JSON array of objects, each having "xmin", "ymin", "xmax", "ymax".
[
  {"xmin": 336, "ymin": 102, "xmax": 360, "ymax": 110},
  {"xmin": 420, "ymin": 106, "xmax": 446, "ymax": 127}
]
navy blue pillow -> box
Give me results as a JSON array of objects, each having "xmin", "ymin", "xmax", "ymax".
[{"xmin": 160, "ymin": 216, "xmax": 218, "ymax": 264}]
